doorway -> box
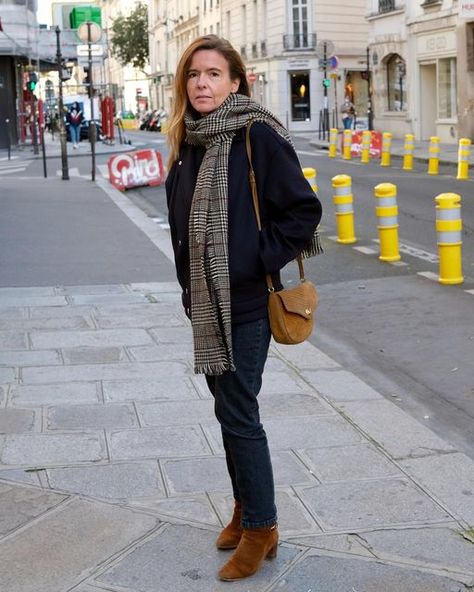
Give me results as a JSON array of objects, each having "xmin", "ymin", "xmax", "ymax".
[{"xmin": 420, "ymin": 63, "xmax": 437, "ymax": 139}]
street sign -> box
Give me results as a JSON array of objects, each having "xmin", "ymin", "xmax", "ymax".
[
  {"xmin": 77, "ymin": 44, "xmax": 103, "ymax": 57},
  {"xmin": 328, "ymin": 55, "xmax": 339, "ymax": 70},
  {"xmin": 77, "ymin": 56, "xmax": 103, "ymax": 67},
  {"xmin": 108, "ymin": 150, "xmax": 165, "ymax": 191}
]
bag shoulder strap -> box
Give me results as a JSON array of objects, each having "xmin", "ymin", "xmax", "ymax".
[{"xmin": 245, "ymin": 121, "xmax": 305, "ymax": 286}]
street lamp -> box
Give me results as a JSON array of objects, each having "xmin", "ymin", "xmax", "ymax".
[
  {"xmin": 77, "ymin": 21, "xmax": 102, "ymax": 182},
  {"xmin": 366, "ymin": 46, "xmax": 374, "ymax": 131},
  {"xmin": 55, "ymin": 26, "xmax": 69, "ymax": 181}
]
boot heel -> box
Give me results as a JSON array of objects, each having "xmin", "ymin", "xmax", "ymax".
[{"xmin": 266, "ymin": 542, "xmax": 278, "ymax": 559}]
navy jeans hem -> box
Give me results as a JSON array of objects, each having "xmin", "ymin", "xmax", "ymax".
[{"xmin": 241, "ymin": 516, "xmax": 278, "ymax": 529}]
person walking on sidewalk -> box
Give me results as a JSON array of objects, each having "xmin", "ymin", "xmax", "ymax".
[
  {"xmin": 165, "ymin": 35, "xmax": 322, "ymax": 582},
  {"xmin": 341, "ymin": 96, "xmax": 355, "ymax": 130},
  {"xmin": 67, "ymin": 102, "xmax": 84, "ymax": 149}
]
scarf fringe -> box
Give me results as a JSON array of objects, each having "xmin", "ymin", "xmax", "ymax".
[
  {"xmin": 301, "ymin": 226, "xmax": 324, "ymax": 259},
  {"xmin": 194, "ymin": 361, "xmax": 236, "ymax": 376}
]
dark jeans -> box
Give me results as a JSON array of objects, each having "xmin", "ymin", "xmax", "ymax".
[{"xmin": 205, "ymin": 317, "xmax": 276, "ymax": 528}]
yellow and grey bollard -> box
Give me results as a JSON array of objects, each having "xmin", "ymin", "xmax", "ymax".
[
  {"xmin": 342, "ymin": 129, "xmax": 352, "ymax": 160},
  {"xmin": 434, "ymin": 193, "xmax": 463, "ymax": 285},
  {"xmin": 361, "ymin": 130, "xmax": 371, "ymax": 164},
  {"xmin": 427, "ymin": 136, "xmax": 440, "ymax": 175},
  {"xmin": 403, "ymin": 134, "xmax": 414, "ymax": 171},
  {"xmin": 303, "ymin": 167, "xmax": 318, "ymax": 194},
  {"xmin": 380, "ymin": 132, "xmax": 393, "ymax": 167},
  {"xmin": 328, "ymin": 128, "xmax": 338, "ymax": 158},
  {"xmin": 374, "ymin": 183, "xmax": 400, "ymax": 262},
  {"xmin": 332, "ymin": 174, "xmax": 356, "ymax": 244},
  {"xmin": 456, "ymin": 138, "xmax": 471, "ymax": 180}
]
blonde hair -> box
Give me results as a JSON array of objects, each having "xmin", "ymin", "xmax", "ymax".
[{"xmin": 167, "ymin": 35, "xmax": 250, "ymax": 169}]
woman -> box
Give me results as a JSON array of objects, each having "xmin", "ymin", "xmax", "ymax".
[
  {"xmin": 67, "ymin": 102, "xmax": 83, "ymax": 148},
  {"xmin": 166, "ymin": 35, "xmax": 322, "ymax": 581}
]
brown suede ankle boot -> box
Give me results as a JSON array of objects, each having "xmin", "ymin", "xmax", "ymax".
[
  {"xmin": 218, "ymin": 524, "xmax": 278, "ymax": 581},
  {"xmin": 216, "ymin": 501, "xmax": 243, "ymax": 550}
]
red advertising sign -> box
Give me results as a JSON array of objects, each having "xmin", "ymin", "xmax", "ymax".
[
  {"xmin": 342, "ymin": 130, "xmax": 382, "ymax": 158},
  {"xmin": 108, "ymin": 149, "xmax": 164, "ymax": 191}
]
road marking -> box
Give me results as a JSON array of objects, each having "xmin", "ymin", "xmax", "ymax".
[
  {"xmin": 0, "ymin": 156, "xmax": 19, "ymax": 161},
  {"xmin": 327, "ymin": 235, "xmax": 338, "ymax": 242},
  {"xmin": 372, "ymin": 239, "xmax": 438, "ymax": 263},
  {"xmin": 353, "ymin": 246, "xmax": 377, "ymax": 255},
  {"xmin": 0, "ymin": 166, "xmax": 27, "ymax": 175},
  {"xmin": 97, "ymin": 164, "xmax": 109, "ymax": 178},
  {"xmin": 418, "ymin": 271, "xmax": 439, "ymax": 282},
  {"xmin": 56, "ymin": 167, "xmax": 81, "ymax": 177},
  {"xmin": 150, "ymin": 139, "xmax": 166, "ymax": 145},
  {"xmin": 465, "ymin": 289, "xmax": 474, "ymax": 295},
  {"xmin": 297, "ymin": 149, "xmax": 326, "ymax": 157},
  {"xmin": 132, "ymin": 141, "xmax": 146, "ymax": 146},
  {"xmin": 151, "ymin": 217, "xmax": 164, "ymax": 223},
  {"xmin": 159, "ymin": 222, "xmax": 170, "ymax": 230}
]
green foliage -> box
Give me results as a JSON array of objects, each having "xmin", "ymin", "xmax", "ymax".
[{"xmin": 110, "ymin": 3, "xmax": 149, "ymax": 71}]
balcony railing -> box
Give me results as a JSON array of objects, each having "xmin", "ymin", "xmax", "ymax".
[
  {"xmin": 283, "ymin": 34, "xmax": 317, "ymax": 51},
  {"xmin": 379, "ymin": 0, "xmax": 396, "ymax": 13}
]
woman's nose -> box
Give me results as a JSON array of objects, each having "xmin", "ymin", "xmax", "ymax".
[{"xmin": 196, "ymin": 74, "xmax": 207, "ymax": 87}]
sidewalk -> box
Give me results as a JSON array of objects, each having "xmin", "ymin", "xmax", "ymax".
[{"xmin": 0, "ymin": 175, "xmax": 473, "ymax": 591}]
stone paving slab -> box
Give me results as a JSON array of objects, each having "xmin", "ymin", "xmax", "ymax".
[
  {"xmin": 0, "ymin": 408, "xmax": 36, "ymax": 434},
  {"xmin": 96, "ymin": 312, "xmax": 184, "ymax": 329},
  {"xmin": 137, "ymin": 399, "xmax": 215, "ymax": 427},
  {"xmin": 0, "ymin": 287, "xmax": 57, "ymax": 297},
  {"xmin": 0, "ymin": 481, "xmax": 67, "ymax": 537},
  {"xmin": 277, "ymin": 554, "xmax": 468, "ymax": 591},
  {"xmin": 0, "ymin": 367, "xmax": 15, "ymax": 382},
  {"xmin": 28, "ymin": 305, "xmax": 95, "ymax": 319},
  {"xmin": 96, "ymin": 523, "xmax": 302, "ymax": 592},
  {"xmin": 61, "ymin": 346, "xmax": 129, "ymax": 365},
  {"xmin": 337, "ymin": 399, "xmax": 457, "ymax": 459},
  {"xmin": 0, "ymin": 296, "xmax": 68, "ymax": 307},
  {"xmin": 0, "ymin": 350, "xmax": 62, "ymax": 367},
  {"xmin": 130, "ymin": 495, "xmax": 222, "ymax": 527},
  {"xmin": 261, "ymin": 370, "xmax": 312, "ymax": 394},
  {"xmin": 129, "ymin": 342, "xmax": 194, "ymax": 361},
  {"xmin": 109, "ymin": 425, "xmax": 212, "ymax": 460},
  {"xmin": 258, "ymin": 389, "xmax": 334, "ymax": 418},
  {"xmin": 47, "ymin": 403, "xmax": 138, "ymax": 430},
  {"xmin": 21, "ymin": 360, "xmax": 188, "ymax": 384},
  {"xmin": 272, "ymin": 342, "xmax": 341, "ymax": 370},
  {"xmin": 296, "ymin": 478, "xmax": 452, "ymax": 532},
  {"xmin": 0, "ymin": 316, "xmax": 93, "ymax": 331},
  {"xmin": 47, "ymin": 461, "xmax": 166, "ymax": 499},
  {"xmin": 10, "ymin": 382, "xmax": 100, "ymax": 407},
  {"xmin": 57, "ymin": 284, "xmax": 130, "ymax": 295},
  {"xmin": 130, "ymin": 281, "xmax": 181, "ymax": 293},
  {"xmin": 103, "ymin": 376, "xmax": 200, "ymax": 402},
  {"xmin": 299, "ymin": 443, "xmax": 404, "ymax": 482},
  {"xmin": 0, "ymin": 331, "xmax": 28, "ymax": 350},
  {"xmin": 30, "ymin": 328, "xmax": 154, "ymax": 349},
  {"xmin": 0, "ymin": 495, "xmax": 159, "ymax": 592},
  {"xmin": 400, "ymin": 453, "xmax": 474, "ymax": 526},
  {"xmin": 148, "ymin": 326, "xmax": 194, "ymax": 344},
  {"xmin": 359, "ymin": 527, "xmax": 474, "ymax": 580},
  {"xmin": 303, "ymin": 369, "xmax": 384, "ymax": 402},
  {"xmin": 0, "ymin": 385, "xmax": 5, "ymax": 406},
  {"xmin": 69, "ymin": 293, "xmax": 149, "ymax": 305},
  {"xmin": 0, "ymin": 432, "xmax": 107, "ymax": 467},
  {"xmin": 0, "ymin": 468, "xmax": 41, "ymax": 485},
  {"xmin": 0, "ymin": 307, "xmax": 27, "ymax": 319},
  {"xmin": 286, "ymin": 533, "xmax": 374, "ymax": 557}
]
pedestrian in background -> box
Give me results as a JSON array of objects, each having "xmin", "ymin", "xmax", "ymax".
[
  {"xmin": 341, "ymin": 95, "xmax": 355, "ymax": 130},
  {"xmin": 67, "ymin": 102, "xmax": 83, "ymax": 149},
  {"xmin": 165, "ymin": 35, "xmax": 322, "ymax": 582}
]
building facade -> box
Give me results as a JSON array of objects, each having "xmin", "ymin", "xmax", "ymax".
[
  {"xmin": 368, "ymin": 0, "xmax": 473, "ymax": 143},
  {"xmin": 149, "ymin": 0, "xmax": 369, "ymax": 132}
]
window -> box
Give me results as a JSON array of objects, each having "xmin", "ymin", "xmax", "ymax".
[
  {"xmin": 438, "ymin": 58, "xmax": 456, "ymax": 118},
  {"xmin": 379, "ymin": 0, "xmax": 395, "ymax": 13},
  {"xmin": 290, "ymin": 71, "xmax": 311, "ymax": 121},
  {"xmin": 292, "ymin": 0, "xmax": 308, "ymax": 49},
  {"xmin": 386, "ymin": 54, "xmax": 406, "ymax": 111}
]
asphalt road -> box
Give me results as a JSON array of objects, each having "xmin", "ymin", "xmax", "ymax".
[{"xmin": 4, "ymin": 130, "xmax": 474, "ymax": 459}]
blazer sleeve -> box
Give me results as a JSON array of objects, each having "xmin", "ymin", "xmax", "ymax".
[{"xmin": 254, "ymin": 129, "xmax": 322, "ymax": 274}]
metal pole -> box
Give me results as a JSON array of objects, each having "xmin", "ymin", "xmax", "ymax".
[
  {"xmin": 40, "ymin": 124, "xmax": 47, "ymax": 178},
  {"xmin": 5, "ymin": 119, "xmax": 11, "ymax": 160},
  {"xmin": 55, "ymin": 26, "xmax": 69, "ymax": 180},
  {"xmin": 323, "ymin": 42, "xmax": 329, "ymax": 141},
  {"xmin": 367, "ymin": 46, "xmax": 374, "ymax": 131},
  {"xmin": 87, "ymin": 22, "xmax": 96, "ymax": 182}
]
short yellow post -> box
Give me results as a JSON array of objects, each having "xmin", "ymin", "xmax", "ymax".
[
  {"xmin": 303, "ymin": 167, "xmax": 318, "ymax": 194},
  {"xmin": 435, "ymin": 193, "xmax": 463, "ymax": 285},
  {"xmin": 329, "ymin": 128, "xmax": 338, "ymax": 158},
  {"xmin": 456, "ymin": 138, "xmax": 471, "ymax": 180},
  {"xmin": 361, "ymin": 130, "xmax": 371, "ymax": 164},
  {"xmin": 428, "ymin": 136, "xmax": 440, "ymax": 175},
  {"xmin": 374, "ymin": 183, "xmax": 400, "ymax": 262},
  {"xmin": 403, "ymin": 134, "xmax": 414, "ymax": 171},
  {"xmin": 332, "ymin": 174, "xmax": 356, "ymax": 244},
  {"xmin": 342, "ymin": 129, "xmax": 352, "ymax": 160},
  {"xmin": 380, "ymin": 132, "xmax": 392, "ymax": 167}
]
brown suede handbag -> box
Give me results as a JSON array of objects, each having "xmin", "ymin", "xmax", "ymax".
[{"xmin": 245, "ymin": 122, "xmax": 319, "ymax": 345}]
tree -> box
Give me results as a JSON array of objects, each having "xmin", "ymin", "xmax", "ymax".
[{"xmin": 110, "ymin": 3, "xmax": 149, "ymax": 72}]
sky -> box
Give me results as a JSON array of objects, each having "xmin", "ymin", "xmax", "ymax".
[{"xmin": 37, "ymin": 0, "xmax": 53, "ymax": 25}]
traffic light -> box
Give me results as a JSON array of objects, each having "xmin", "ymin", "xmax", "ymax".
[
  {"xmin": 322, "ymin": 78, "xmax": 330, "ymax": 88},
  {"xmin": 26, "ymin": 72, "xmax": 38, "ymax": 92}
]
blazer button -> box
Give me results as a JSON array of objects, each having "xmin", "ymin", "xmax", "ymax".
[
  {"xmin": 178, "ymin": 239, "xmax": 182, "ymax": 246},
  {"xmin": 178, "ymin": 160, "xmax": 182, "ymax": 166}
]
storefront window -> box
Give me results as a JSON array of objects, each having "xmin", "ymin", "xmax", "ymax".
[
  {"xmin": 438, "ymin": 57, "xmax": 456, "ymax": 118},
  {"xmin": 386, "ymin": 54, "xmax": 406, "ymax": 111},
  {"xmin": 290, "ymin": 71, "xmax": 310, "ymax": 121}
]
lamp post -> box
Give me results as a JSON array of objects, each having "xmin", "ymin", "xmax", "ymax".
[
  {"xmin": 55, "ymin": 26, "xmax": 69, "ymax": 181},
  {"xmin": 77, "ymin": 21, "xmax": 102, "ymax": 182},
  {"xmin": 366, "ymin": 46, "xmax": 374, "ymax": 131}
]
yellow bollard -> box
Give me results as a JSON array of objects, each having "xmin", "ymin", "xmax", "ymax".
[
  {"xmin": 403, "ymin": 134, "xmax": 414, "ymax": 171},
  {"xmin": 332, "ymin": 174, "xmax": 357, "ymax": 244},
  {"xmin": 380, "ymin": 132, "xmax": 392, "ymax": 167},
  {"xmin": 303, "ymin": 167, "xmax": 318, "ymax": 194},
  {"xmin": 434, "ymin": 193, "xmax": 463, "ymax": 285},
  {"xmin": 456, "ymin": 138, "xmax": 471, "ymax": 180},
  {"xmin": 361, "ymin": 130, "xmax": 371, "ymax": 164},
  {"xmin": 374, "ymin": 183, "xmax": 400, "ymax": 262},
  {"xmin": 342, "ymin": 129, "xmax": 352, "ymax": 160},
  {"xmin": 328, "ymin": 128, "xmax": 338, "ymax": 158},
  {"xmin": 427, "ymin": 136, "xmax": 440, "ymax": 175}
]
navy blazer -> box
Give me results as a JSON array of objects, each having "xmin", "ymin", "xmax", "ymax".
[{"xmin": 166, "ymin": 121, "xmax": 322, "ymax": 323}]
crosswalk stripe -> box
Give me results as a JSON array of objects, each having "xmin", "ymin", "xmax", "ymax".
[
  {"xmin": 97, "ymin": 164, "xmax": 109, "ymax": 178},
  {"xmin": 0, "ymin": 167, "xmax": 27, "ymax": 175},
  {"xmin": 56, "ymin": 167, "xmax": 80, "ymax": 177},
  {"xmin": 0, "ymin": 156, "xmax": 19, "ymax": 161}
]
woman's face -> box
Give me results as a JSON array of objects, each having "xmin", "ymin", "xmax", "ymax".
[{"xmin": 186, "ymin": 49, "xmax": 240, "ymax": 115}]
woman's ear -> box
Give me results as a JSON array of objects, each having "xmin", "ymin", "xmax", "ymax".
[{"xmin": 231, "ymin": 78, "xmax": 240, "ymax": 93}]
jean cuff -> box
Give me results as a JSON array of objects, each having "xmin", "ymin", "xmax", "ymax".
[{"xmin": 241, "ymin": 516, "xmax": 277, "ymax": 529}]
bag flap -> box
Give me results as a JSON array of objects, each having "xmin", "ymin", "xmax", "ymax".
[{"xmin": 274, "ymin": 281, "xmax": 318, "ymax": 318}]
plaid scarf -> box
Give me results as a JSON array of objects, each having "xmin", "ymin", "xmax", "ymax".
[{"xmin": 185, "ymin": 93, "xmax": 322, "ymax": 375}]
